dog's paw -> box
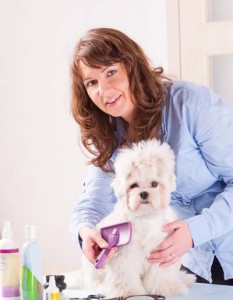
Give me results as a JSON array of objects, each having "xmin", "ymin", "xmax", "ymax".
[
  {"xmin": 169, "ymin": 284, "xmax": 190, "ymax": 296},
  {"xmin": 62, "ymin": 269, "xmax": 84, "ymax": 288},
  {"xmin": 103, "ymin": 285, "xmax": 146, "ymax": 298},
  {"xmin": 124, "ymin": 285, "xmax": 146, "ymax": 297},
  {"xmin": 153, "ymin": 283, "xmax": 189, "ymax": 297},
  {"xmin": 182, "ymin": 272, "xmax": 196, "ymax": 286},
  {"xmin": 159, "ymin": 272, "xmax": 195, "ymax": 296},
  {"xmin": 103, "ymin": 287, "xmax": 124, "ymax": 298}
]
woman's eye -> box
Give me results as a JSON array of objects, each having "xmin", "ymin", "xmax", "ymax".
[
  {"xmin": 151, "ymin": 181, "xmax": 158, "ymax": 188},
  {"xmin": 86, "ymin": 80, "xmax": 96, "ymax": 87},
  {"xmin": 107, "ymin": 69, "xmax": 117, "ymax": 77},
  {"xmin": 130, "ymin": 183, "xmax": 138, "ymax": 189}
]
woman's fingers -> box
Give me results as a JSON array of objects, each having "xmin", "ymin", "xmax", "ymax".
[
  {"xmin": 81, "ymin": 227, "xmax": 108, "ymax": 263},
  {"xmin": 148, "ymin": 220, "xmax": 193, "ymax": 267}
]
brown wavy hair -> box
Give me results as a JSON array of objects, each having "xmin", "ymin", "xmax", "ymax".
[{"xmin": 71, "ymin": 28, "xmax": 168, "ymax": 171}]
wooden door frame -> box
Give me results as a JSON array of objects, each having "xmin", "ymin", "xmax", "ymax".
[{"xmin": 166, "ymin": 0, "xmax": 233, "ymax": 86}]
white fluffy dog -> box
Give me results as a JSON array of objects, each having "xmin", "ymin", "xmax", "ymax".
[{"xmin": 70, "ymin": 139, "xmax": 195, "ymax": 297}]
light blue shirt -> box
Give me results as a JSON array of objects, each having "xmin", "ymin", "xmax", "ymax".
[{"xmin": 69, "ymin": 81, "xmax": 233, "ymax": 282}]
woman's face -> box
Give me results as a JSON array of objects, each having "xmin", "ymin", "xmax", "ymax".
[{"xmin": 79, "ymin": 61, "xmax": 135, "ymax": 123}]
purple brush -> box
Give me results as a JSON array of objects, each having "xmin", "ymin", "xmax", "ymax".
[
  {"xmin": 95, "ymin": 228, "xmax": 119, "ymax": 269},
  {"xmin": 95, "ymin": 222, "xmax": 132, "ymax": 269}
]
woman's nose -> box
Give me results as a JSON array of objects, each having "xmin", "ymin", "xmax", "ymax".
[{"xmin": 98, "ymin": 80, "xmax": 110, "ymax": 96}]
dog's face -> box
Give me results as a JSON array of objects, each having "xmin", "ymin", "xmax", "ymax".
[
  {"xmin": 112, "ymin": 139, "xmax": 176, "ymax": 216},
  {"xmin": 126, "ymin": 163, "xmax": 169, "ymax": 215}
]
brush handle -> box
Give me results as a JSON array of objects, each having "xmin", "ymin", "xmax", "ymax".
[
  {"xmin": 95, "ymin": 248, "xmax": 110, "ymax": 269},
  {"xmin": 95, "ymin": 229, "xmax": 119, "ymax": 269}
]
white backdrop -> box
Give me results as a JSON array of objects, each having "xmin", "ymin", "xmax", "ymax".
[{"xmin": 0, "ymin": 0, "xmax": 168, "ymax": 274}]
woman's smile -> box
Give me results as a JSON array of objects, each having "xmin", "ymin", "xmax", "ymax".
[{"xmin": 105, "ymin": 94, "xmax": 121, "ymax": 106}]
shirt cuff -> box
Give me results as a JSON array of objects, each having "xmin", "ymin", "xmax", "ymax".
[
  {"xmin": 69, "ymin": 220, "xmax": 95, "ymax": 247},
  {"xmin": 77, "ymin": 222, "xmax": 95, "ymax": 249},
  {"xmin": 186, "ymin": 214, "xmax": 212, "ymax": 247}
]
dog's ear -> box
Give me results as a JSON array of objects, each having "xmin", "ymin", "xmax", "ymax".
[
  {"xmin": 112, "ymin": 148, "xmax": 132, "ymax": 200},
  {"xmin": 163, "ymin": 165, "xmax": 176, "ymax": 193},
  {"xmin": 156, "ymin": 157, "xmax": 176, "ymax": 193},
  {"xmin": 159, "ymin": 170, "xmax": 176, "ymax": 209},
  {"xmin": 168, "ymin": 173, "xmax": 176, "ymax": 192},
  {"xmin": 154, "ymin": 141, "xmax": 176, "ymax": 193},
  {"xmin": 111, "ymin": 174, "xmax": 127, "ymax": 200}
]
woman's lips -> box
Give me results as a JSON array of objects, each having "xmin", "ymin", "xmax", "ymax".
[{"xmin": 105, "ymin": 95, "xmax": 121, "ymax": 106}]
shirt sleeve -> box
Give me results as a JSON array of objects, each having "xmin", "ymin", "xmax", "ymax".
[
  {"xmin": 185, "ymin": 87, "xmax": 233, "ymax": 246},
  {"xmin": 69, "ymin": 163, "xmax": 116, "ymax": 244}
]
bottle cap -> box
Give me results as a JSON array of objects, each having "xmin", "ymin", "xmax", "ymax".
[
  {"xmin": 2, "ymin": 220, "xmax": 13, "ymax": 239},
  {"xmin": 25, "ymin": 224, "xmax": 37, "ymax": 240}
]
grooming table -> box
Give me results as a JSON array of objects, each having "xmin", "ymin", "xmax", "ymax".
[
  {"xmin": 167, "ymin": 283, "xmax": 233, "ymax": 300},
  {"xmin": 62, "ymin": 283, "xmax": 233, "ymax": 300}
]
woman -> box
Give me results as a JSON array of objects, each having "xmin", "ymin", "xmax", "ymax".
[{"xmin": 69, "ymin": 27, "xmax": 233, "ymax": 285}]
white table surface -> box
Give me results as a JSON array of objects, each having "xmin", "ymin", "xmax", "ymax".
[
  {"xmin": 62, "ymin": 283, "xmax": 233, "ymax": 300},
  {"xmin": 167, "ymin": 283, "xmax": 233, "ymax": 300}
]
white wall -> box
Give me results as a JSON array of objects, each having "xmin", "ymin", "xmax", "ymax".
[{"xmin": 0, "ymin": 0, "xmax": 168, "ymax": 274}]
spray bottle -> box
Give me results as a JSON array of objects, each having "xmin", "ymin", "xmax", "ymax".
[
  {"xmin": 0, "ymin": 221, "xmax": 20, "ymax": 299},
  {"xmin": 45, "ymin": 276, "xmax": 60, "ymax": 300},
  {"xmin": 21, "ymin": 224, "xmax": 43, "ymax": 300}
]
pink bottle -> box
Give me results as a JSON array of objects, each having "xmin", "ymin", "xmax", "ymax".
[{"xmin": 0, "ymin": 221, "xmax": 20, "ymax": 300}]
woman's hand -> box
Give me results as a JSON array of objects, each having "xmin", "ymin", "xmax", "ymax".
[
  {"xmin": 79, "ymin": 227, "xmax": 117, "ymax": 268},
  {"xmin": 147, "ymin": 220, "xmax": 193, "ymax": 267}
]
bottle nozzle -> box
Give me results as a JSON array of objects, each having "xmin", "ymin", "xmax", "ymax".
[
  {"xmin": 47, "ymin": 275, "xmax": 60, "ymax": 299},
  {"xmin": 2, "ymin": 220, "xmax": 13, "ymax": 239},
  {"xmin": 25, "ymin": 225, "xmax": 37, "ymax": 240},
  {"xmin": 49, "ymin": 276, "xmax": 57, "ymax": 289}
]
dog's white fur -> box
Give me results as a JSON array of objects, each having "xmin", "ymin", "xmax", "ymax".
[{"xmin": 68, "ymin": 139, "xmax": 195, "ymax": 297}]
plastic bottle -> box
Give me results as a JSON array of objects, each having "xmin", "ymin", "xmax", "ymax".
[
  {"xmin": 21, "ymin": 225, "xmax": 43, "ymax": 300},
  {"xmin": 0, "ymin": 221, "xmax": 20, "ymax": 300},
  {"xmin": 45, "ymin": 276, "xmax": 60, "ymax": 300}
]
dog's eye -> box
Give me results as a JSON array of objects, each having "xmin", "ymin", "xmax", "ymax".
[
  {"xmin": 130, "ymin": 183, "xmax": 138, "ymax": 189},
  {"xmin": 151, "ymin": 181, "xmax": 158, "ymax": 188}
]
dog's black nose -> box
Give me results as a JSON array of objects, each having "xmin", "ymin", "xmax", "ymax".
[{"xmin": 140, "ymin": 191, "xmax": 149, "ymax": 200}]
